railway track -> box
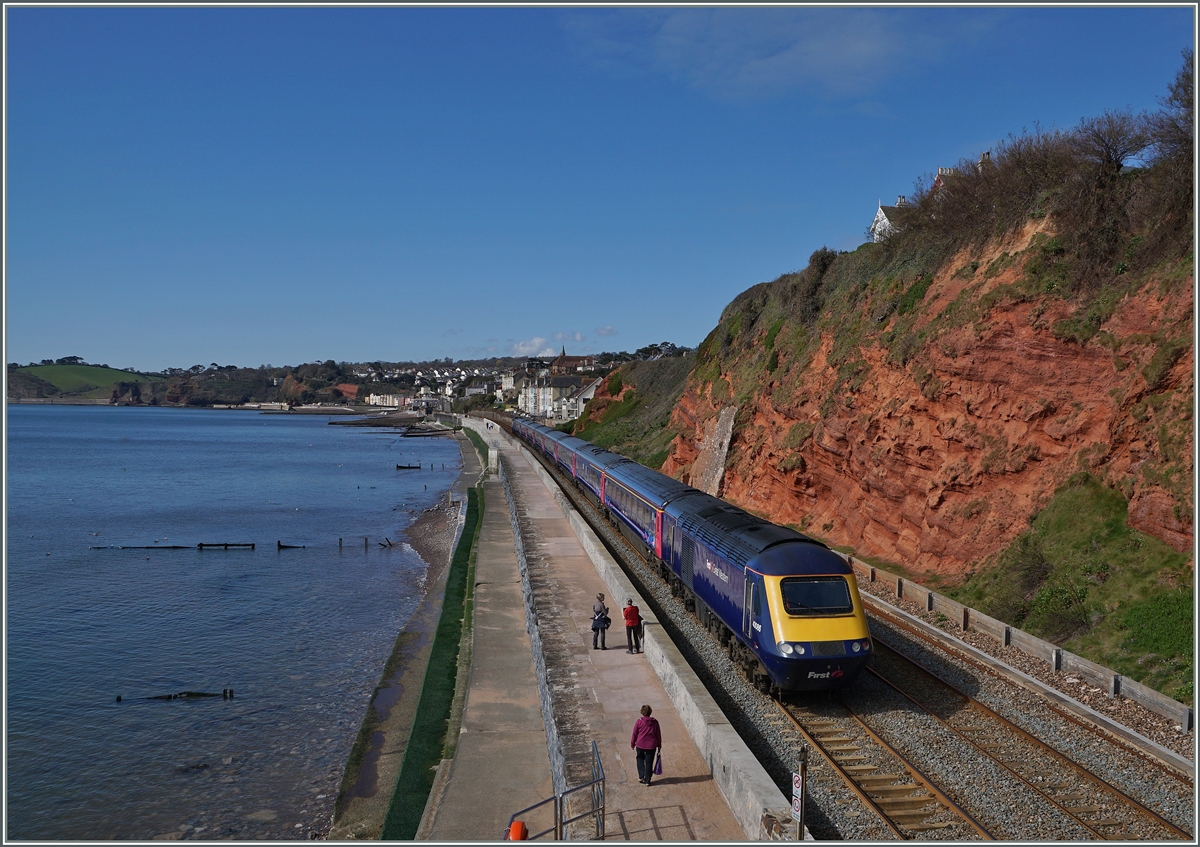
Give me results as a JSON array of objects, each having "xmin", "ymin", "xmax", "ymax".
[
  {"xmin": 776, "ymin": 697, "xmax": 993, "ymax": 839},
  {"xmin": 498, "ymin": 419, "xmax": 1193, "ymax": 840},
  {"xmin": 868, "ymin": 609, "xmax": 1195, "ymax": 835},
  {"xmin": 860, "ymin": 638, "xmax": 1191, "ymax": 840}
]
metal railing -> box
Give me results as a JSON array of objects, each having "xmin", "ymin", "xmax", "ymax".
[{"xmin": 504, "ymin": 741, "xmax": 606, "ymax": 840}]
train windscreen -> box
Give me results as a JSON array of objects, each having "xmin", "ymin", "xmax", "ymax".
[{"xmin": 779, "ymin": 576, "xmax": 853, "ymax": 616}]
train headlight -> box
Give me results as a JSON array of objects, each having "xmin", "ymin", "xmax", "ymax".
[
  {"xmin": 796, "ymin": 644, "xmax": 806, "ymax": 655},
  {"xmin": 851, "ymin": 641, "xmax": 861, "ymax": 653},
  {"xmin": 778, "ymin": 642, "xmax": 794, "ymax": 655}
]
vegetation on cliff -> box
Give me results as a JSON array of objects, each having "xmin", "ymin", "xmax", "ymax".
[
  {"xmin": 661, "ymin": 52, "xmax": 1193, "ymax": 698},
  {"xmin": 571, "ymin": 352, "xmax": 696, "ymax": 468},
  {"xmin": 953, "ymin": 473, "xmax": 1193, "ymax": 701}
]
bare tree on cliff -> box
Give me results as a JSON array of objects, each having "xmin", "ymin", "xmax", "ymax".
[{"xmin": 1134, "ymin": 47, "xmax": 1194, "ymax": 256}]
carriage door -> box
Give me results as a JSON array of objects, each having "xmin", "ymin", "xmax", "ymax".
[{"xmin": 743, "ymin": 578, "xmax": 754, "ymax": 638}]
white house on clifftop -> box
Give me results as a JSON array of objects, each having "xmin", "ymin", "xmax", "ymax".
[{"xmin": 869, "ymin": 195, "xmax": 908, "ymax": 242}]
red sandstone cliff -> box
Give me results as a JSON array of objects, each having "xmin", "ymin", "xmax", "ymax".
[{"xmin": 662, "ymin": 225, "xmax": 1193, "ymax": 578}]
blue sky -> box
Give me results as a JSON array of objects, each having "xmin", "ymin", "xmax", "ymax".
[{"xmin": 5, "ymin": 5, "xmax": 1193, "ymax": 371}]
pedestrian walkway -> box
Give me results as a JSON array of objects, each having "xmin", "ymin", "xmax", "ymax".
[
  {"xmin": 422, "ymin": 470, "xmax": 555, "ymax": 840},
  {"xmin": 424, "ymin": 424, "xmax": 745, "ymax": 841}
]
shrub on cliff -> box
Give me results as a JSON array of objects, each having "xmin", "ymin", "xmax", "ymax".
[{"xmin": 886, "ymin": 49, "xmax": 1191, "ymax": 293}]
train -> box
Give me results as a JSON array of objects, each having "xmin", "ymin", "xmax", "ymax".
[{"xmin": 510, "ymin": 417, "xmax": 872, "ymax": 693}]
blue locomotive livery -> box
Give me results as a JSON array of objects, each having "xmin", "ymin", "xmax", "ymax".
[{"xmin": 511, "ymin": 418, "xmax": 872, "ymax": 693}]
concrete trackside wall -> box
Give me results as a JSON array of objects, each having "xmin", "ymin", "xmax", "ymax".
[
  {"xmin": 515, "ymin": 441, "xmax": 797, "ymax": 841},
  {"xmin": 498, "ymin": 459, "xmax": 568, "ymax": 795},
  {"xmin": 846, "ymin": 558, "xmax": 1194, "ymax": 734}
]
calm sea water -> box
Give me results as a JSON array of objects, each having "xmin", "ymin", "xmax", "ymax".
[{"xmin": 5, "ymin": 405, "xmax": 461, "ymax": 840}]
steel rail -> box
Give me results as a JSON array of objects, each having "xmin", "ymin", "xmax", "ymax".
[
  {"xmin": 864, "ymin": 597, "xmax": 1194, "ymax": 785},
  {"xmin": 826, "ymin": 696, "xmax": 997, "ymax": 840},
  {"xmin": 866, "ymin": 640, "xmax": 1193, "ymax": 840},
  {"xmin": 773, "ymin": 702, "xmax": 909, "ymax": 839}
]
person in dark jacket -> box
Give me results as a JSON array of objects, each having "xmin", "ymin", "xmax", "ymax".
[
  {"xmin": 630, "ymin": 704, "xmax": 662, "ymax": 785},
  {"xmin": 591, "ymin": 593, "xmax": 609, "ymax": 650},
  {"xmin": 623, "ymin": 598, "xmax": 642, "ymax": 654}
]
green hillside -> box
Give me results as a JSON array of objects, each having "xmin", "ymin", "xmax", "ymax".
[
  {"xmin": 572, "ymin": 353, "xmax": 695, "ymax": 468},
  {"xmin": 15, "ymin": 365, "xmax": 156, "ymax": 396}
]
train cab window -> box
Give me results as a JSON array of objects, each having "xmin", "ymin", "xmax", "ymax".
[
  {"xmin": 752, "ymin": 579, "xmax": 764, "ymax": 618},
  {"xmin": 780, "ymin": 576, "xmax": 853, "ymax": 616}
]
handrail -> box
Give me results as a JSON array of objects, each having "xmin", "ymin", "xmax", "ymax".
[
  {"xmin": 505, "ymin": 741, "xmax": 605, "ymax": 840},
  {"xmin": 502, "ymin": 795, "xmax": 558, "ymax": 841}
]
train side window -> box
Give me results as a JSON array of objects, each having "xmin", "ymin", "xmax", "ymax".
[
  {"xmin": 780, "ymin": 576, "xmax": 853, "ymax": 616},
  {"xmin": 753, "ymin": 578, "xmax": 763, "ymax": 618}
]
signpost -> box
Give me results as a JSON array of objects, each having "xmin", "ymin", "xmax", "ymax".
[{"xmin": 792, "ymin": 745, "xmax": 808, "ymax": 840}]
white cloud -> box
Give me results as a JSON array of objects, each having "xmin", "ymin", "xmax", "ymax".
[
  {"xmin": 594, "ymin": 325, "xmax": 618, "ymax": 337},
  {"xmin": 553, "ymin": 331, "xmax": 585, "ymax": 343},
  {"xmin": 562, "ymin": 8, "xmax": 999, "ymax": 101},
  {"xmin": 509, "ymin": 337, "xmax": 557, "ymax": 357}
]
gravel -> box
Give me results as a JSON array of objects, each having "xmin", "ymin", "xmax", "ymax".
[
  {"xmin": 865, "ymin": 637, "xmax": 1191, "ymax": 839},
  {"xmin": 857, "ymin": 577, "xmax": 1195, "ymax": 761}
]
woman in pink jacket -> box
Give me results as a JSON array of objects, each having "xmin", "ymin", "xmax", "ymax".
[{"xmin": 630, "ymin": 704, "xmax": 662, "ymax": 785}]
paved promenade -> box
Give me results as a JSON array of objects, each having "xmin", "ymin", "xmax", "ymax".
[
  {"xmin": 421, "ymin": 426, "xmax": 745, "ymax": 841},
  {"xmin": 420, "ymin": 469, "xmax": 555, "ymax": 840}
]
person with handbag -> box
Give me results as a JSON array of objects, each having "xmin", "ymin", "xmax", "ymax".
[
  {"xmin": 630, "ymin": 704, "xmax": 662, "ymax": 785},
  {"xmin": 591, "ymin": 592, "xmax": 610, "ymax": 650}
]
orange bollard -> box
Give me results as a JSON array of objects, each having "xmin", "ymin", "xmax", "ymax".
[{"xmin": 507, "ymin": 820, "xmax": 528, "ymax": 840}]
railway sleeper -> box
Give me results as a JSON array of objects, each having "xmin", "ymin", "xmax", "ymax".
[
  {"xmin": 876, "ymin": 798, "xmax": 938, "ymax": 814},
  {"xmin": 868, "ymin": 777, "xmax": 931, "ymax": 791},
  {"xmin": 887, "ymin": 809, "xmax": 945, "ymax": 824},
  {"xmin": 856, "ymin": 774, "xmax": 905, "ymax": 785}
]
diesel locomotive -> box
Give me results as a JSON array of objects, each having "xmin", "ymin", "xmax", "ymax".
[{"xmin": 511, "ymin": 418, "xmax": 872, "ymax": 693}]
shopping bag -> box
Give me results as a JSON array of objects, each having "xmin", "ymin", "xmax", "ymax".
[{"xmin": 653, "ymin": 752, "xmax": 662, "ymax": 775}]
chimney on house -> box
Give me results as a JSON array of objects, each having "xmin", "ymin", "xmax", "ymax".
[
  {"xmin": 896, "ymin": 195, "xmax": 907, "ymax": 206},
  {"xmin": 978, "ymin": 151, "xmax": 992, "ymax": 168}
]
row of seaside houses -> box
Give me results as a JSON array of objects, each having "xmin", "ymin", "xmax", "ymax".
[{"xmin": 365, "ymin": 347, "xmax": 606, "ymax": 422}]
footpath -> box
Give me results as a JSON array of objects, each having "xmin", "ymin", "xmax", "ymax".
[{"xmin": 418, "ymin": 423, "xmax": 754, "ymax": 841}]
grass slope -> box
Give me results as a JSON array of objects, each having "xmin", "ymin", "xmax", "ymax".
[
  {"xmin": 380, "ymin": 485, "xmax": 482, "ymax": 839},
  {"xmin": 17, "ymin": 364, "xmax": 154, "ymax": 394},
  {"xmin": 948, "ymin": 473, "xmax": 1193, "ymax": 702}
]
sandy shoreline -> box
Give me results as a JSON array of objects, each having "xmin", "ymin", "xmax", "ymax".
[{"xmin": 326, "ymin": 436, "xmax": 472, "ymax": 840}]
